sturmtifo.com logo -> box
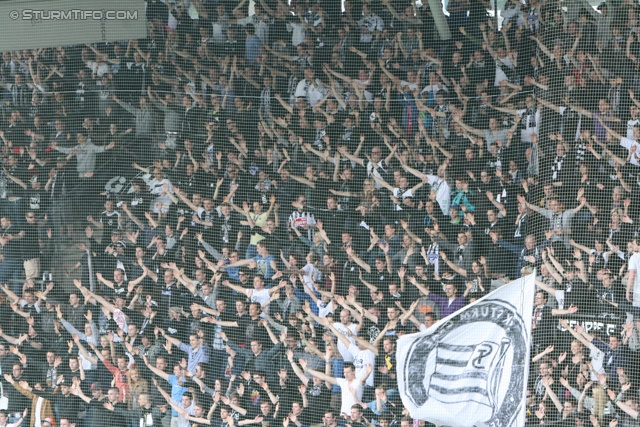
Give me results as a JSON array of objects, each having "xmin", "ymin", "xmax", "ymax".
[{"xmin": 10, "ymin": 9, "xmax": 139, "ymax": 21}]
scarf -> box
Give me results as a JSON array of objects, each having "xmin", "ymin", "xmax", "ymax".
[
  {"xmin": 525, "ymin": 108, "xmax": 537, "ymax": 128},
  {"xmin": 552, "ymin": 155, "xmax": 564, "ymax": 180}
]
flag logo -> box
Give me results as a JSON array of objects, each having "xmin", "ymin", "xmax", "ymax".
[{"xmin": 428, "ymin": 339, "xmax": 510, "ymax": 408}]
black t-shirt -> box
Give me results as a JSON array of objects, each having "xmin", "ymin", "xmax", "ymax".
[
  {"xmin": 532, "ymin": 305, "xmax": 555, "ymax": 348},
  {"xmin": 21, "ymin": 222, "xmax": 39, "ymax": 259},
  {"xmin": 594, "ymin": 281, "xmax": 625, "ymax": 316},
  {"xmin": 167, "ymin": 199, "xmax": 196, "ymax": 226},
  {"xmin": 25, "ymin": 188, "xmax": 50, "ymax": 218},
  {"xmin": 216, "ymin": 308, "xmax": 238, "ymax": 340},
  {"xmin": 368, "ymin": 268, "xmax": 391, "ymax": 291},
  {"xmin": 1, "ymin": 225, "xmax": 22, "ymax": 259},
  {"xmin": 236, "ymin": 315, "xmax": 268, "ymax": 347},
  {"xmin": 303, "ymin": 383, "xmax": 331, "ymax": 424},
  {"xmin": 561, "ymin": 280, "xmax": 595, "ymax": 312},
  {"xmin": 126, "ymin": 190, "xmax": 150, "ymax": 218},
  {"xmin": 375, "ymin": 350, "xmax": 397, "ymax": 386},
  {"xmin": 360, "ymin": 317, "xmax": 381, "ymax": 344},
  {"xmin": 212, "ymin": 214, "xmax": 241, "ymax": 248},
  {"xmin": 241, "ymin": 383, "xmax": 267, "ymax": 417},
  {"xmin": 100, "ymin": 211, "xmax": 120, "ymax": 236}
]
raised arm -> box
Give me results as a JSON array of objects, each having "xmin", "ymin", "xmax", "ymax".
[
  {"xmin": 289, "ymin": 173, "xmax": 317, "ymax": 189},
  {"xmin": 336, "ymin": 146, "xmax": 366, "ymax": 168},
  {"xmin": 452, "ymin": 113, "xmax": 484, "ymax": 137},
  {"xmin": 595, "ymin": 115, "xmax": 623, "ymax": 140},
  {"xmin": 534, "ymin": 99, "xmax": 561, "ymax": 116},
  {"xmin": 298, "ymin": 358, "xmax": 337, "ymax": 385},
  {"xmin": 371, "ymin": 174, "xmax": 394, "ymax": 193},
  {"xmin": 142, "ymin": 355, "xmax": 170, "ymax": 382},
  {"xmin": 73, "ymin": 334, "xmax": 98, "ymax": 365},
  {"xmin": 0, "ymin": 284, "xmax": 20, "ymax": 304},
  {"xmin": 558, "ymin": 320, "xmax": 591, "ymax": 347},
  {"xmin": 438, "ymin": 251, "xmax": 467, "ymax": 277},
  {"xmin": 530, "ymin": 36, "xmax": 554, "ymax": 59},
  {"xmin": 286, "ymin": 350, "xmax": 309, "ymax": 385},
  {"xmin": 347, "ymin": 247, "xmax": 371, "ymax": 274},
  {"xmin": 2, "ymin": 168, "xmax": 27, "ymax": 190},
  {"xmin": 542, "ymin": 376, "xmax": 563, "ymax": 413}
]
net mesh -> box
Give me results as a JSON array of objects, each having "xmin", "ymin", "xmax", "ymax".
[{"xmin": 0, "ymin": 0, "xmax": 635, "ymax": 426}]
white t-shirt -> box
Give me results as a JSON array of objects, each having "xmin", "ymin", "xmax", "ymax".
[
  {"xmin": 212, "ymin": 19, "xmax": 229, "ymax": 44},
  {"xmin": 247, "ymin": 288, "xmax": 270, "ymax": 307},
  {"xmin": 318, "ymin": 300, "xmax": 335, "ymax": 318},
  {"xmin": 332, "ymin": 322, "xmax": 358, "ymax": 362},
  {"xmin": 588, "ymin": 343, "xmax": 605, "ymax": 381},
  {"xmin": 400, "ymin": 80, "xmax": 420, "ymax": 92},
  {"xmin": 628, "ymin": 252, "xmax": 640, "ymax": 305},
  {"xmin": 620, "ymin": 138, "xmax": 640, "ymax": 166},
  {"xmin": 294, "ymin": 78, "xmax": 328, "ymax": 107},
  {"xmin": 336, "ymin": 377, "xmax": 364, "ymax": 415},
  {"xmin": 555, "ymin": 290, "xmax": 565, "ymax": 310},
  {"xmin": 302, "ymin": 263, "xmax": 322, "ymax": 287},
  {"xmin": 86, "ymin": 61, "xmax": 110, "ymax": 78},
  {"xmin": 494, "ymin": 57, "xmax": 515, "ymax": 86},
  {"xmin": 627, "ymin": 118, "xmax": 640, "ymax": 139},
  {"xmin": 421, "ymin": 84, "xmax": 448, "ymax": 96},
  {"xmin": 286, "ymin": 21, "xmax": 306, "ymax": 47},
  {"xmin": 348, "ymin": 344, "xmax": 375, "ymax": 387}
]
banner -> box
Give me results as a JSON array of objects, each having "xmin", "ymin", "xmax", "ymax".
[
  {"xmin": 397, "ymin": 273, "xmax": 535, "ymax": 427},
  {"xmin": 562, "ymin": 315, "xmax": 623, "ymax": 337}
]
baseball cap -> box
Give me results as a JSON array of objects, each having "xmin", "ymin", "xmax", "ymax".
[{"xmin": 90, "ymin": 382, "xmax": 104, "ymax": 391}]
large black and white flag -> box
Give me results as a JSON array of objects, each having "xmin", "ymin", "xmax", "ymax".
[{"xmin": 397, "ymin": 274, "xmax": 535, "ymax": 427}]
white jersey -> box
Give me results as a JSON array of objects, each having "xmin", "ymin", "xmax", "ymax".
[{"xmin": 289, "ymin": 210, "xmax": 316, "ymax": 241}]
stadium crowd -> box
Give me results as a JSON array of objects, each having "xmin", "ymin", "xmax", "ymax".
[{"xmin": 2, "ymin": 0, "xmax": 640, "ymax": 426}]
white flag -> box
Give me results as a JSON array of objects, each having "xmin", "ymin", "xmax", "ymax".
[{"xmin": 397, "ymin": 273, "xmax": 535, "ymax": 427}]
